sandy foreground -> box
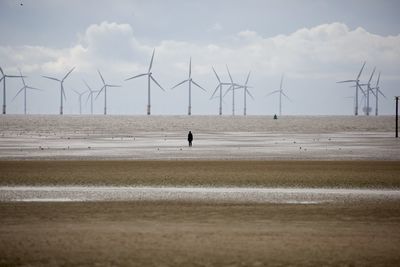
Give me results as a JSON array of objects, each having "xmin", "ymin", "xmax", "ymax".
[
  {"xmin": 0, "ymin": 115, "xmax": 399, "ymax": 160},
  {"xmin": 1, "ymin": 115, "xmax": 400, "ymax": 266}
]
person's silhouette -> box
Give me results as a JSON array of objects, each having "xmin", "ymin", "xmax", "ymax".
[{"xmin": 188, "ymin": 131, "xmax": 193, "ymax": 147}]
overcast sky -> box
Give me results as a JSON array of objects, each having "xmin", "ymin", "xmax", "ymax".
[{"xmin": 1, "ymin": 0, "xmax": 399, "ymax": 115}]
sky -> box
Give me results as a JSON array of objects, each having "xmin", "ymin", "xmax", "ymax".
[{"xmin": 1, "ymin": 0, "xmax": 399, "ymax": 115}]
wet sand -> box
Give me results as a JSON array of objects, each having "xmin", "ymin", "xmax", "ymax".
[
  {"xmin": 1, "ymin": 201, "xmax": 400, "ymax": 266},
  {"xmin": 1, "ymin": 160, "xmax": 399, "ymax": 188},
  {"xmin": 1, "ymin": 115, "xmax": 399, "ymax": 160}
]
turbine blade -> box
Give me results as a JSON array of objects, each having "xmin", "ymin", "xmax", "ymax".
[
  {"xmin": 42, "ymin": 75, "xmax": 61, "ymax": 82},
  {"xmin": 83, "ymin": 79, "xmax": 92, "ymax": 91},
  {"xmin": 62, "ymin": 67, "xmax": 75, "ymax": 81},
  {"xmin": 148, "ymin": 49, "xmax": 155, "ymax": 72},
  {"xmin": 26, "ymin": 86, "xmax": 42, "ymax": 91},
  {"xmin": 245, "ymin": 71, "xmax": 251, "ymax": 85},
  {"xmin": 125, "ymin": 73, "xmax": 147, "ymax": 81},
  {"xmin": 150, "ymin": 75, "xmax": 165, "ymax": 91},
  {"xmin": 246, "ymin": 88, "xmax": 255, "ymax": 100},
  {"xmin": 0, "ymin": 67, "xmax": 4, "ymax": 76},
  {"xmin": 212, "ymin": 67, "xmax": 221, "ymax": 83},
  {"xmin": 280, "ymin": 74, "xmax": 284, "ymax": 90},
  {"xmin": 337, "ymin": 80, "xmax": 356, "ymax": 83},
  {"xmin": 98, "ymin": 70, "xmax": 105, "ymax": 85},
  {"xmin": 171, "ymin": 79, "xmax": 188, "ymax": 90},
  {"xmin": 95, "ymin": 86, "xmax": 105, "ymax": 99},
  {"xmin": 265, "ymin": 90, "xmax": 280, "ymax": 97},
  {"xmin": 191, "ymin": 80, "xmax": 206, "ymax": 92},
  {"xmin": 368, "ymin": 67, "xmax": 376, "ymax": 84},
  {"xmin": 358, "ymin": 85, "xmax": 366, "ymax": 96},
  {"xmin": 376, "ymin": 72, "xmax": 381, "ymax": 87},
  {"xmin": 12, "ymin": 87, "xmax": 25, "ymax": 101},
  {"xmin": 378, "ymin": 89, "xmax": 386, "ymax": 98},
  {"xmin": 210, "ymin": 84, "xmax": 220, "ymax": 99},
  {"xmin": 107, "ymin": 84, "xmax": 121, "ymax": 88},
  {"xmin": 5, "ymin": 75, "xmax": 25, "ymax": 78},
  {"xmin": 357, "ymin": 61, "xmax": 366, "ymax": 80},
  {"xmin": 282, "ymin": 91, "xmax": 291, "ymax": 101},
  {"xmin": 18, "ymin": 68, "xmax": 27, "ymax": 86},
  {"xmin": 226, "ymin": 65, "xmax": 233, "ymax": 83},
  {"xmin": 223, "ymin": 85, "xmax": 233, "ymax": 97}
]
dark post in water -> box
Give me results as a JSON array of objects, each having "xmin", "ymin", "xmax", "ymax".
[{"xmin": 396, "ymin": 96, "xmax": 399, "ymax": 138}]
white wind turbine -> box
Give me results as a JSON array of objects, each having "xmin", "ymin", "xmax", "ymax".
[
  {"xmin": 83, "ymin": 80, "xmax": 98, "ymax": 115},
  {"xmin": 1, "ymin": 66, "xmax": 24, "ymax": 114},
  {"xmin": 224, "ymin": 65, "xmax": 243, "ymax": 116},
  {"xmin": 125, "ymin": 49, "xmax": 165, "ymax": 115},
  {"xmin": 371, "ymin": 72, "xmax": 385, "ymax": 116},
  {"xmin": 171, "ymin": 57, "xmax": 206, "ymax": 115},
  {"xmin": 72, "ymin": 89, "xmax": 86, "ymax": 115},
  {"xmin": 42, "ymin": 67, "xmax": 75, "ymax": 115},
  {"xmin": 210, "ymin": 67, "xmax": 231, "ymax": 115},
  {"xmin": 12, "ymin": 69, "xmax": 42, "ymax": 115},
  {"xmin": 241, "ymin": 71, "xmax": 254, "ymax": 116},
  {"xmin": 96, "ymin": 70, "xmax": 121, "ymax": 115},
  {"xmin": 365, "ymin": 67, "xmax": 376, "ymax": 116},
  {"xmin": 337, "ymin": 62, "xmax": 366, "ymax": 116},
  {"xmin": 266, "ymin": 74, "xmax": 291, "ymax": 116}
]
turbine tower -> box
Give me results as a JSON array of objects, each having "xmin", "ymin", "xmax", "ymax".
[
  {"xmin": 337, "ymin": 62, "xmax": 366, "ymax": 116},
  {"xmin": 125, "ymin": 49, "xmax": 165, "ymax": 115},
  {"xmin": 0, "ymin": 67, "xmax": 24, "ymax": 114},
  {"xmin": 210, "ymin": 67, "xmax": 231, "ymax": 115},
  {"xmin": 42, "ymin": 67, "xmax": 75, "ymax": 115},
  {"xmin": 242, "ymin": 71, "xmax": 254, "ymax": 116},
  {"xmin": 96, "ymin": 70, "xmax": 121, "ymax": 115},
  {"xmin": 171, "ymin": 57, "xmax": 206, "ymax": 115},
  {"xmin": 12, "ymin": 69, "xmax": 41, "ymax": 115},
  {"xmin": 72, "ymin": 89, "xmax": 86, "ymax": 115},
  {"xmin": 225, "ymin": 65, "xmax": 242, "ymax": 116},
  {"xmin": 83, "ymin": 80, "xmax": 98, "ymax": 115},
  {"xmin": 266, "ymin": 74, "xmax": 291, "ymax": 116}
]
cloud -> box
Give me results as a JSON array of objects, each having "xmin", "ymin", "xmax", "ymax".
[{"xmin": 2, "ymin": 21, "xmax": 399, "ymax": 80}]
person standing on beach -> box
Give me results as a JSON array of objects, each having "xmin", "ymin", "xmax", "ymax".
[{"xmin": 188, "ymin": 131, "xmax": 193, "ymax": 147}]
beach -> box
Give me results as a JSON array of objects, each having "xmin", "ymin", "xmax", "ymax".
[{"xmin": 1, "ymin": 115, "xmax": 400, "ymax": 266}]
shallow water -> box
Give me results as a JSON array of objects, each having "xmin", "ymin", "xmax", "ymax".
[{"xmin": 1, "ymin": 186, "xmax": 399, "ymax": 203}]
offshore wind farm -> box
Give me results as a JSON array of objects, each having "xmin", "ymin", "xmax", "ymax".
[{"xmin": 1, "ymin": 1, "xmax": 400, "ymax": 267}]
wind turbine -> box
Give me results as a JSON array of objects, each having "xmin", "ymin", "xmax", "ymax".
[
  {"xmin": 241, "ymin": 71, "xmax": 254, "ymax": 116},
  {"xmin": 125, "ymin": 49, "xmax": 165, "ymax": 115},
  {"xmin": 83, "ymin": 80, "xmax": 98, "ymax": 115},
  {"xmin": 266, "ymin": 74, "xmax": 290, "ymax": 116},
  {"xmin": 366, "ymin": 67, "xmax": 376, "ymax": 116},
  {"xmin": 96, "ymin": 70, "xmax": 121, "ymax": 115},
  {"xmin": 12, "ymin": 69, "xmax": 42, "ymax": 115},
  {"xmin": 210, "ymin": 67, "xmax": 231, "ymax": 115},
  {"xmin": 0, "ymin": 67, "xmax": 24, "ymax": 114},
  {"xmin": 371, "ymin": 72, "xmax": 385, "ymax": 116},
  {"xmin": 224, "ymin": 65, "xmax": 243, "ymax": 116},
  {"xmin": 42, "ymin": 67, "xmax": 75, "ymax": 115},
  {"xmin": 171, "ymin": 57, "xmax": 206, "ymax": 115},
  {"xmin": 337, "ymin": 62, "xmax": 366, "ymax": 116},
  {"xmin": 72, "ymin": 89, "xmax": 86, "ymax": 115}
]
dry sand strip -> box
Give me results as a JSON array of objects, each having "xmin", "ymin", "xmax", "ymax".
[
  {"xmin": 1, "ymin": 160, "xmax": 400, "ymax": 188},
  {"xmin": 1, "ymin": 201, "xmax": 400, "ymax": 266}
]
